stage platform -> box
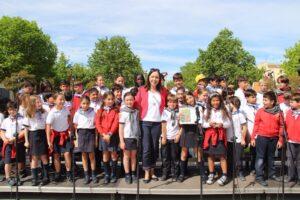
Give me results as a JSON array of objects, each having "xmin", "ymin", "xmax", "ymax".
[{"xmin": 0, "ymin": 172, "xmax": 300, "ymax": 200}]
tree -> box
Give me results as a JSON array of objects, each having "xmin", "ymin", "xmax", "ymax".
[
  {"xmin": 281, "ymin": 41, "xmax": 300, "ymax": 76},
  {"xmin": 2, "ymin": 70, "xmax": 36, "ymax": 92},
  {"xmin": 181, "ymin": 28, "xmax": 263, "ymax": 88},
  {"xmin": 0, "ymin": 16, "xmax": 57, "ymax": 82},
  {"xmin": 180, "ymin": 62, "xmax": 199, "ymax": 91},
  {"xmin": 88, "ymin": 36, "xmax": 143, "ymax": 87},
  {"xmin": 52, "ymin": 52, "xmax": 72, "ymax": 86}
]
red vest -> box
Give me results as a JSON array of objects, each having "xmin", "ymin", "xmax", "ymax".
[{"xmin": 286, "ymin": 110, "xmax": 300, "ymax": 143}]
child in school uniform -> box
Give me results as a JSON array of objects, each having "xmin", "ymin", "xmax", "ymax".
[
  {"xmin": 112, "ymin": 84, "xmax": 123, "ymax": 109},
  {"xmin": 203, "ymin": 93, "xmax": 231, "ymax": 186},
  {"xmin": 95, "ymin": 92, "xmax": 119, "ymax": 184},
  {"xmin": 59, "ymin": 80, "xmax": 70, "ymax": 93},
  {"xmin": 227, "ymin": 96, "xmax": 247, "ymax": 181},
  {"xmin": 119, "ymin": 92, "xmax": 140, "ymax": 184},
  {"xmin": 170, "ymin": 73, "xmax": 188, "ymax": 95},
  {"xmin": 234, "ymin": 76, "xmax": 249, "ymax": 108},
  {"xmin": 73, "ymin": 96, "xmax": 97, "ymax": 184},
  {"xmin": 46, "ymin": 93, "xmax": 73, "ymax": 182},
  {"xmin": 242, "ymin": 89, "xmax": 259, "ymax": 175},
  {"xmin": 196, "ymin": 88, "xmax": 209, "ymax": 113},
  {"xmin": 23, "ymin": 95, "xmax": 50, "ymax": 186},
  {"xmin": 89, "ymin": 88, "xmax": 102, "ymax": 112},
  {"xmin": 276, "ymin": 75, "xmax": 291, "ymax": 104},
  {"xmin": 72, "ymin": 81, "xmax": 87, "ymax": 115},
  {"xmin": 88, "ymin": 88, "xmax": 102, "ymax": 171},
  {"xmin": 256, "ymin": 79, "xmax": 268, "ymax": 108},
  {"xmin": 251, "ymin": 91, "xmax": 283, "ymax": 187},
  {"xmin": 176, "ymin": 87, "xmax": 186, "ymax": 108},
  {"xmin": 206, "ymin": 75, "xmax": 220, "ymax": 94},
  {"xmin": 279, "ymin": 92, "xmax": 291, "ymax": 118},
  {"xmin": 18, "ymin": 93, "xmax": 30, "ymax": 117},
  {"xmin": 0, "ymin": 102, "xmax": 26, "ymax": 186},
  {"xmin": 286, "ymin": 93, "xmax": 300, "ymax": 187},
  {"xmin": 178, "ymin": 92, "xmax": 205, "ymax": 183},
  {"xmin": 161, "ymin": 94, "xmax": 181, "ymax": 181},
  {"xmin": 94, "ymin": 75, "xmax": 110, "ymax": 98},
  {"xmin": 42, "ymin": 93, "xmax": 55, "ymax": 112}
]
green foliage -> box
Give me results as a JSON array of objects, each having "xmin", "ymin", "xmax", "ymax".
[
  {"xmin": 52, "ymin": 52, "xmax": 71, "ymax": 86},
  {"xmin": 88, "ymin": 36, "xmax": 143, "ymax": 88},
  {"xmin": 181, "ymin": 28, "xmax": 263, "ymax": 89},
  {"xmin": 282, "ymin": 41, "xmax": 300, "ymax": 76},
  {"xmin": 2, "ymin": 70, "xmax": 36, "ymax": 92},
  {"xmin": 0, "ymin": 16, "xmax": 57, "ymax": 82},
  {"xmin": 180, "ymin": 62, "xmax": 200, "ymax": 91}
]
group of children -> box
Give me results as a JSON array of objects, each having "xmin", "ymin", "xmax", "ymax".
[{"xmin": 0, "ymin": 72, "xmax": 299, "ymax": 189}]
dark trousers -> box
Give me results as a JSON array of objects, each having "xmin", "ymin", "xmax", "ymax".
[
  {"xmin": 287, "ymin": 142, "xmax": 300, "ymax": 181},
  {"xmin": 227, "ymin": 142, "xmax": 243, "ymax": 177},
  {"xmin": 161, "ymin": 139, "xmax": 180, "ymax": 176},
  {"xmin": 141, "ymin": 121, "xmax": 161, "ymax": 170},
  {"xmin": 255, "ymin": 135, "xmax": 278, "ymax": 181},
  {"xmin": 250, "ymin": 146, "xmax": 256, "ymax": 171}
]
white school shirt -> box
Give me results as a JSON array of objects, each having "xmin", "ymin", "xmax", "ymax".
[
  {"xmin": 73, "ymin": 108, "xmax": 95, "ymax": 129},
  {"xmin": 226, "ymin": 110, "xmax": 246, "ymax": 143},
  {"xmin": 46, "ymin": 107, "xmax": 70, "ymax": 132},
  {"xmin": 280, "ymin": 103, "xmax": 290, "ymax": 118},
  {"xmin": 143, "ymin": 90, "xmax": 162, "ymax": 122},
  {"xmin": 234, "ymin": 88, "xmax": 247, "ymax": 108},
  {"xmin": 170, "ymin": 87, "xmax": 189, "ymax": 95},
  {"xmin": 90, "ymin": 101, "xmax": 102, "ymax": 112},
  {"xmin": 0, "ymin": 113, "xmax": 4, "ymax": 127},
  {"xmin": 256, "ymin": 92, "xmax": 264, "ymax": 108},
  {"xmin": 119, "ymin": 109, "xmax": 140, "ymax": 139},
  {"xmin": 202, "ymin": 109, "xmax": 231, "ymax": 129},
  {"xmin": 94, "ymin": 86, "xmax": 110, "ymax": 97},
  {"xmin": 23, "ymin": 111, "xmax": 48, "ymax": 131},
  {"xmin": 241, "ymin": 103, "xmax": 259, "ymax": 136},
  {"xmin": 1, "ymin": 116, "xmax": 24, "ymax": 139},
  {"xmin": 161, "ymin": 109, "xmax": 180, "ymax": 140},
  {"xmin": 18, "ymin": 106, "xmax": 26, "ymax": 117}
]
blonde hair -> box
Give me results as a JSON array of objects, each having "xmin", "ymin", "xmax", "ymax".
[
  {"xmin": 19, "ymin": 93, "xmax": 30, "ymax": 108},
  {"xmin": 26, "ymin": 95, "xmax": 45, "ymax": 118}
]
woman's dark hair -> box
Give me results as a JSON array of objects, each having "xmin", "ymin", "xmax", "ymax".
[
  {"xmin": 81, "ymin": 96, "xmax": 90, "ymax": 103},
  {"xmin": 263, "ymin": 91, "xmax": 277, "ymax": 106},
  {"xmin": 64, "ymin": 91, "xmax": 73, "ymax": 102},
  {"xmin": 145, "ymin": 68, "xmax": 162, "ymax": 92},
  {"xmin": 6, "ymin": 101, "xmax": 18, "ymax": 110},
  {"xmin": 124, "ymin": 91, "xmax": 134, "ymax": 99},
  {"xmin": 134, "ymin": 74, "xmax": 145, "ymax": 87},
  {"xmin": 205, "ymin": 93, "xmax": 230, "ymax": 121},
  {"xmin": 112, "ymin": 84, "xmax": 123, "ymax": 93},
  {"xmin": 229, "ymin": 96, "xmax": 241, "ymax": 109},
  {"xmin": 40, "ymin": 79, "xmax": 53, "ymax": 93}
]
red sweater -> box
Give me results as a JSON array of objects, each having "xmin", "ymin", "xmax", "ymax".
[
  {"xmin": 251, "ymin": 108, "xmax": 283, "ymax": 143},
  {"xmin": 134, "ymin": 86, "xmax": 168, "ymax": 120},
  {"xmin": 286, "ymin": 110, "xmax": 300, "ymax": 143},
  {"xmin": 95, "ymin": 108, "xmax": 119, "ymax": 135}
]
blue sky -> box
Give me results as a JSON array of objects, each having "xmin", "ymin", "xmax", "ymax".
[{"xmin": 1, "ymin": 0, "xmax": 299, "ymax": 77}]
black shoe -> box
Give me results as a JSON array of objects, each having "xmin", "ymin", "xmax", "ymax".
[
  {"xmin": 269, "ymin": 175, "xmax": 281, "ymax": 182},
  {"xmin": 7, "ymin": 178, "xmax": 16, "ymax": 186},
  {"xmin": 132, "ymin": 174, "xmax": 137, "ymax": 183},
  {"xmin": 41, "ymin": 165, "xmax": 50, "ymax": 186},
  {"xmin": 66, "ymin": 171, "xmax": 73, "ymax": 182},
  {"xmin": 110, "ymin": 174, "xmax": 117, "ymax": 183},
  {"xmin": 125, "ymin": 174, "xmax": 132, "ymax": 184},
  {"xmin": 177, "ymin": 175, "xmax": 184, "ymax": 183},
  {"xmin": 161, "ymin": 174, "xmax": 167, "ymax": 181},
  {"xmin": 84, "ymin": 172, "xmax": 90, "ymax": 185},
  {"xmin": 54, "ymin": 172, "xmax": 61, "ymax": 182},
  {"xmin": 143, "ymin": 178, "xmax": 150, "ymax": 184},
  {"xmin": 31, "ymin": 168, "xmax": 39, "ymax": 186},
  {"xmin": 256, "ymin": 179, "xmax": 268, "ymax": 187},
  {"xmin": 104, "ymin": 175, "xmax": 110, "ymax": 184},
  {"xmin": 20, "ymin": 169, "xmax": 27, "ymax": 178},
  {"xmin": 91, "ymin": 171, "xmax": 98, "ymax": 184}
]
